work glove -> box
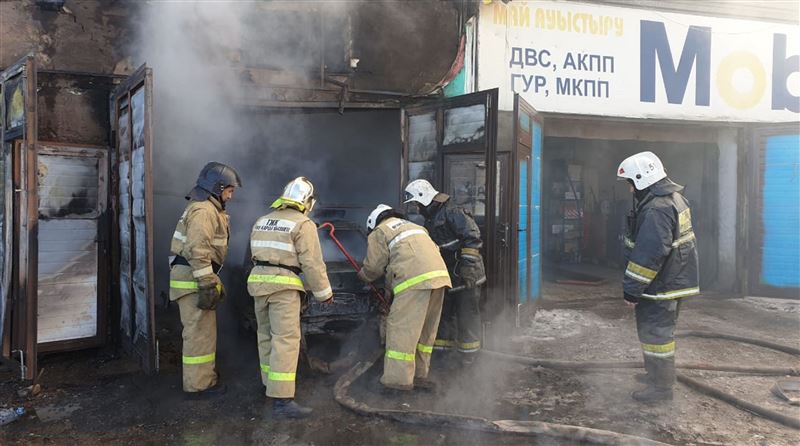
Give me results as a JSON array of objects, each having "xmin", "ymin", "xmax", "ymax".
[
  {"xmin": 623, "ymin": 292, "xmax": 639, "ymax": 305},
  {"xmin": 357, "ymin": 269, "xmax": 369, "ymax": 283},
  {"xmin": 197, "ymin": 274, "xmax": 222, "ymax": 310},
  {"xmin": 457, "ymin": 248, "xmax": 485, "ymax": 289}
]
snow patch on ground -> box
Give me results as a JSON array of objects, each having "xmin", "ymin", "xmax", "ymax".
[
  {"xmin": 744, "ymin": 296, "xmax": 800, "ymax": 314},
  {"xmin": 515, "ymin": 309, "xmax": 619, "ymax": 341}
]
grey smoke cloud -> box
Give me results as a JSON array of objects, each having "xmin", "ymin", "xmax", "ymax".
[{"xmin": 134, "ymin": 0, "xmax": 400, "ymax": 304}]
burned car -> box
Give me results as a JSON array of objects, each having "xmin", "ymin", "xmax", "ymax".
[
  {"xmin": 234, "ymin": 214, "xmax": 382, "ymax": 338},
  {"xmin": 304, "ymin": 219, "xmax": 383, "ymax": 335}
]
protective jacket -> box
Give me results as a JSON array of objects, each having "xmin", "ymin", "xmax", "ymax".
[
  {"xmin": 247, "ymin": 208, "xmax": 333, "ymax": 302},
  {"xmin": 423, "ymin": 194, "xmax": 486, "ymax": 291},
  {"xmin": 623, "ymin": 178, "xmax": 699, "ymax": 300},
  {"xmin": 361, "ymin": 217, "xmax": 451, "ymax": 296},
  {"xmin": 170, "ymin": 197, "xmax": 230, "ymax": 300}
]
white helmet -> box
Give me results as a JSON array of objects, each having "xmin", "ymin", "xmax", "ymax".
[
  {"xmin": 366, "ymin": 204, "xmax": 393, "ymax": 232},
  {"xmin": 404, "ymin": 179, "xmax": 439, "ymax": 207},
  {"xmin": 271, "ymin": 176, "xmax": 316, "ymax": 214},
  {"xmin": 617, "ymin": 151, "xmax": 667, "ymax": 191}
]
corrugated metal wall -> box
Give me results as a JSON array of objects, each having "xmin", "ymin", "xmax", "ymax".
[{"xmin": 37, "ymin": 153, "xmax": 102, "ymax": 343}]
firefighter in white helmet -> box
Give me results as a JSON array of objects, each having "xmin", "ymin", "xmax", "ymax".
[
  {"xmin": 170, "ymin": 162, "xmax": 241, "ymax": 398},
  {"xmin": 358, "ymin": 204, "xmax": 451, "ymax": 392},
  {"xmin": 617, "ymin": 151, "xmax": 699, "ymax": 403},
  {"xmin": 247, "ymin": 177, "xmax": 333, "ymax": 418},
  {"xmin": 404, "ymin": 179, "xmax": 486, "ymax": 362}
]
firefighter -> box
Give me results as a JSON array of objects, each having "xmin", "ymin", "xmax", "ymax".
[
  {"xmin": 358, "ymin": 204, "xmax": 451, "ymax": 392},
  {"xmin": 247, "ymin": 177, "xmax": 333, "ymax": 419},
  {"xmin": 169, "ymin": 162, "xmax": 241, "ymax": 397},
  {"xmin": 618, "ymin": 151, "xmax": 700, "ymax": 403},
  {"xmin": 404, "ymin": 179, "xmax": 486, "ymax": 361}
]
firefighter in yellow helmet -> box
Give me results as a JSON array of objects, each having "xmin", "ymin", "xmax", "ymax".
[
  {"xmin": 247, "ymin": 177, "xmax": 333, "ymax": 419},
  {"xmin": 358, "ymin": 204, "xmax": 451, "ymax": 392},
  {"xmin": 169, "ymin": 162, "xmax": 241, "ymax": 397}
]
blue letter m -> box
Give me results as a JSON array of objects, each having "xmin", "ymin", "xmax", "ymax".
[{"xmin": 640, "ymin": 20, "xmax": 711, "ymax": 106}]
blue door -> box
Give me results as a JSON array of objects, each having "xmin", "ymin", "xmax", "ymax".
[
  {"xmin": 514, "ymin": 95, "xmax": 541, "ymax": 305},
  {"xmin": 751, "ymin": 127, "xmax": 800, "ymax": 298}
]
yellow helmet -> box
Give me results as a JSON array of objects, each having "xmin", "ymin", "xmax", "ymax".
[{"xmin": 271, "ymin": 177, "xmax": 316, "ymax": 214}]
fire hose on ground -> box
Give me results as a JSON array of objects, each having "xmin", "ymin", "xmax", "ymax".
[{"xmin": 334, "ymin": 330, "xmax": 800, "ymax": 445}]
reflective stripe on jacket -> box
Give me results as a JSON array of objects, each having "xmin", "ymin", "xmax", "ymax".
[
  {"xmin": 247, "ymin": 208, "xmax": 332, "ymax": 301},
  {"xmin": 361, "ymin": 217, "xmax": 451, "ymax": 296},
  {"xmin": 169, "ymin": 197, "xmax": 230, "ymax": 300},
  {"xmin": 623, "ymin": 178, "xmax": 700, "ymax": 300}
]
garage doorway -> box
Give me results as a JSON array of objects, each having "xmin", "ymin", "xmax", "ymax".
[{"xmin": 541, "ymin": 136, "xmax": 719, "ymax": 297}]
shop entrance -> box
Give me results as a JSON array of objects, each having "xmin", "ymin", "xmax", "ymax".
[{"xmin": 541, "ymin": 135, "xmax": 720, "ymax": 296}]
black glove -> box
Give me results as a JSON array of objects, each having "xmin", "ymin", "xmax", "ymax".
[
  {"xmin": 197, "ymin": 275, "xmax": 222, "ymax": 310},
  {"xmin": 623, "ymin": 292, "xmax": 639, "ymax": 304}
]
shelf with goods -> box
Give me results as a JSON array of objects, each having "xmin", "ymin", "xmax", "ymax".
[{"xmin": 549, "ymin": 163, "xmax": 584, "ymax": 264}]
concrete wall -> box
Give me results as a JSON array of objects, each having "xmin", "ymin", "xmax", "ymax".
[{"xmin": 716, "ymin": 128, "xmax": 739, "ymax": 292}]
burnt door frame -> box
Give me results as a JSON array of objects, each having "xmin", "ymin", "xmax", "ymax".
[
  {"xmin": 0, "ymin": 56, "xmax": 39, "ymax": 379},
  {"xmin": 745, "ymin": 123, "xmax": 800, "ymax": 298},
  {"xmin": 110, "ymin": 65, "xmax": 157, "ymax": 373},
  {"xmin": 36, "ymin": 142, "xmax": 110, "ymax": 353},
  {"xmin": 0, "ymin": 119, "xmax": 10, "ymax": 361},
  {"xmin": 400, "ymin": 88, "xmax": 501, "ymax": 306}
]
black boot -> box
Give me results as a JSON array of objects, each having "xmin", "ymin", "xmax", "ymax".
[
  {"xmin": 460, "ymin": 352, "xmax": 478, "ymax": 366},
  {"xmin": 272, "ymin": 398, "xmax": 313, "ymax": 419},
  {"xmin": 368, "ymin": 377, "xmax": 412, "ymax": 396},
  {"xmin": 185, "ymin": 383, "xmax": 227, "ymax": 400},
  {"xmin": 634, "ymin": 373, "xmax": 652, "ymax": 385},
  {"xmin": 632, "ymin": 385, "xmax": 673, "ymax": 403},
  {"xmin": 413, "ymin": 377, "xmax": 438, "ymax": 393}
]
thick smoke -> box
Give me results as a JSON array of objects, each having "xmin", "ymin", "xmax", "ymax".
[
  {"xmin": 134, "ymin": 1, "xmax": 531, "ymax": 424},
  {"xmin": 135, "ymin": 1, "xmax": 401, "ymax": 304},
  {"xmin": 132, "ymin": 0, "xmax": 403, "ymax": 388}
]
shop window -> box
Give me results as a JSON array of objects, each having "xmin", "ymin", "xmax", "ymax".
[
  {"xmin": 443, "ymin": 104, "xmax": 485, "ymax": 146},
  {"xmin": 4, "ymin": 77, "xmax": 24, "ymax": 130},
  {"xmin": 408, "ymin": 112, "xmax": 437, "ymax": 161},
  {"xmin": 408, "ymin": 112, "xmax": 437, "ymax": 183},
  {"xmin": 445, "ymin": 154, "xmax": 486, "ymax": 220}
]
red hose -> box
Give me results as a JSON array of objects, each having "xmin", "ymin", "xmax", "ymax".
[{"xmin": 319, "ymin": 222, "xmax": 390, "ymax": 312}]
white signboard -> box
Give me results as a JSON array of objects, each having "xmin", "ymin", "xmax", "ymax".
[{"xmin": 478, "ymin": 1, "xmax": 800, "ymax": 121}]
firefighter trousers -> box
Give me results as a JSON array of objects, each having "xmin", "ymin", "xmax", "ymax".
[
  {"xmin": 177, "ymin": 292, "xmax": 218, "ymax": 392},
  {"xmin": 382, "ymin": 287, "xmax": 445, "ymax": 389},
  {"xmin": 253, "ymin": 289, "xmax": 302, "ymax": 399},
  {"xmin": 435, "ymin": 287, "xmax": 481, "ymax": 353},
  {"xmin": 635, "ymin": 299, "xmax": 682, "ymax": 389}
]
